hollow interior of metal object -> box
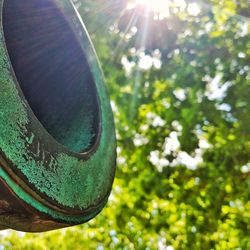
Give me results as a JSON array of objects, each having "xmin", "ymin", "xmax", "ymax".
[{"xmin": 3, "ymin": 0, "xmax": 100, "ymax": 153}]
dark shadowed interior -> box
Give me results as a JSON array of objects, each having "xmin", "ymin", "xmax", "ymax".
[{"xmin": 3, "ymin": 0, "xmax": 100, "ymax": 153}]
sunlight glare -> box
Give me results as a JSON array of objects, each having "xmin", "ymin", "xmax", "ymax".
[
  {"xmin": 131, "ymin": 0, "xmax": 201, "ymax": 18},
  {"xmin": 137, "ymin": 0, "xmax": 170, "ymax": 18}
]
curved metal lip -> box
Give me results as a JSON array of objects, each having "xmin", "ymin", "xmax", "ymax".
[
  {"xmin": 1, "ymin": 0, "xmax": 103, "ymax": 160},
  {"xmin": 0, "ymin": 0, "xmax": 113, "ymax": 215},
  {"xmin": 0, "ymin": 152, "xmax": 112, "ymax": 217}
]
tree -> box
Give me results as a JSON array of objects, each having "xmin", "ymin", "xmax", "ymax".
[{"xmin": 1, "ymin": 0, "xmax": 249, "ymax": 249}]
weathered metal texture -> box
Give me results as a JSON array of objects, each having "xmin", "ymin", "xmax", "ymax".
[
  {"xmin": 0, "ymin": 177, "xmax": 70, "ymax": 232},
  {"xmin": 0, "ymin": 0, "xmax": 116, "ymax": 232}
]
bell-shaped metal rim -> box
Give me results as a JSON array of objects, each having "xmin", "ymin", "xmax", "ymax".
[{"xmin": 0, "ymin": 0, "xmax": 116, "ymax": 229}]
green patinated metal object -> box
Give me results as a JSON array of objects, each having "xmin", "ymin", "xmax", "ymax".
[{"xmin": 0, "ymin": 0, "xmax": 116, "ymax": 232}]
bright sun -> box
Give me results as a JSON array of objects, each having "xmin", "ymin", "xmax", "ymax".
[
  {"xmin": 136, "ymin": 0, "xmax": 172, "ymax": 18},
  {"xmin": 137, "ymin": 0, "xmax": 169, "ymax": 12},
  {"xmin": 137, "ymin": 0, "xmax": 170, "ymax": 16},
  {"xmin": 135, "ymin": 0, "xmax": 201, "ymax": 17}
]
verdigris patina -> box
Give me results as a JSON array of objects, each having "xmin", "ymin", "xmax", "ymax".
[{"xmin": 0, "ymin": 0, "xmax": 116, "ymax": 232}]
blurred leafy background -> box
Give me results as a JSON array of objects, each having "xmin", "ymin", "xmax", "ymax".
[{"xmin": 1, "ymin": 0, "xmax": 250, "ymax": 249}]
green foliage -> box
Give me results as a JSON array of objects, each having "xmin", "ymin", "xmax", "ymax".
[{"xmin": 1, "ymin": 0, "xmax": 249, "ymax": 249}]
